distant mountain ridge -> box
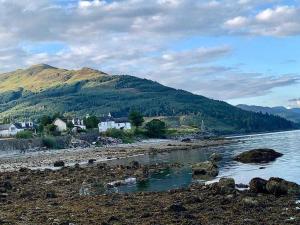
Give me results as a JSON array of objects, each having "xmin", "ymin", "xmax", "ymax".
[
  {"xmin": 0, "ymin": 64, "xmax": 297, "ymax": 134},
  {"xmin": 237, "ymin": 104, "xmax": 300, "ymax": 123}
]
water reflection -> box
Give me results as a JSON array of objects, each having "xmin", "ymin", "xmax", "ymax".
[{"xmin": 111, "ymin": 130, "xmax": 300, "ymax": 193}]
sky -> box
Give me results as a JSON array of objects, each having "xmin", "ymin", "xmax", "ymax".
[{"xmin": 0, "ymin": 0, "xmax": 300, "ymax": 108}]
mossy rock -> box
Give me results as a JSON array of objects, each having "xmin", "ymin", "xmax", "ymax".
[{"xmin": 234, "ymin": 149, "xmax": 283, "ymax": 163}]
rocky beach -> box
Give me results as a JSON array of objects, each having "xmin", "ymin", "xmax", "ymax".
[
  {"xmin": 0, "ymin": 135, "xmax": 300, "ymax": 224},
  {"xmin": 0, "ymin": 160, "xmax": 299, "ymax": 225},
  {"xmin": 0, "ymin": 138, "xmax": 233, "ymax": 172}
]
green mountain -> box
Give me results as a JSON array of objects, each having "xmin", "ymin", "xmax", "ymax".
[
  {"xmin": 0, "ymin": 64, "xmax": 297, "ymax": 134},
  {"xmin": 237, "ymin": 104, "xmax": 300, "ymax": 124}
]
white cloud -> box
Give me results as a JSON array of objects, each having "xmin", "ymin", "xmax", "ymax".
[
  {"xmin": 288, "ymin": 98, "xmax": 300, "ymax": 108},
  {"xmin": 225, "ymin": 16, "xmax": 248, "ymax": 28},
  {"xmin": 78, "ymin": 0, "xmax": 106, "ymax": 9},
  {"xmin": 256, "ymin": 6, "xmax": 296, "ymax": 22},
  {"xmin": 0, "ymin": 0, "xmax": 300, "ymax": 101}
]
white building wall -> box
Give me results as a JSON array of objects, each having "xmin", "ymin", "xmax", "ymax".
[
  {"xmin": 98, "ymin": 121, "xmax": 132, "ymax": 133},
  {"xmin": 0, "ymin": 125, "xmax": 24, "ymax": 137},
  {"xmin": 54, "ymin": 119, "xmax": 67, "ymax": 132}
]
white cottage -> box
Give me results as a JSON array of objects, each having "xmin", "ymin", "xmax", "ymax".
[
  {"xmin": 0, "ymin": 124, "xmax": 24, "ymax": 137},
  {"xmin": 53, "ymin": 118, "xmax": 67, "ymax": 132},
  {"xmin": 98, "ymin": 114, "xmax": 131, "ymax": 132},
  {"xmin": 71, "ymin": 118, "xmax": 86, "ymax": 130}
]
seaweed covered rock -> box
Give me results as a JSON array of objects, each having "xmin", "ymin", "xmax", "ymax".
[
  {"xmin": 234, "ymin": 149, "xmax": 283, "ymax": 163},
  {"xmin": 249, "ymin": 177, "xmax": 300, "ymax": 196},
  {"xmin": 219, "ymin": 178, "xmax": 235, "ymax": 189},
  {"xmin": 266, "ymin": 177, "xmax": 300, "ymax": 196},
  {"xmin": 249, "ymin": 178, "xmax": 268, "ymax": 193},
  {"xmin": 192, "ymin": 161, "xmax": 219, "ymax": 179}
]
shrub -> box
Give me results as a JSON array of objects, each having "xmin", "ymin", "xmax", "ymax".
[
  {"xmin": 44, "ymin": 124, "xmax": 61, "ymax": 136},
  {"xmin": 129, "ymin": 111, "xmax": 144, "ymax": 129},
  {"xmin": 42, "ymin": 136, "xmax": 65, "ymax": 149},
  {"xmin": 84, "ymin": 116, "xmax": 99, "ymax": 129},
  {"xmin": 16, "ymin": 130, "xmax": 33, "ymax": 139},
  {"xmin": 145, "ymin": 119, "xmax": 166, "ymax": 138},
  {"xmin": 105, "ymin": 128, "xmax": 134, "ymax": 143}
]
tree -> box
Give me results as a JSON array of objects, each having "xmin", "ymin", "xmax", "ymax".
[
  {"xmin": 44, "ymin": 124, "xmax": 60, "ymax": 136},
  {"xmin": 16, "ymin": 130, "xmax": 33, "ymax": 139},
  {"xmin": 38, "ymin": 115, "xmax": 53, "ymax": 133},
  {"xmin": 84, "ymin": 115, "xmax": 99, "ymax": 129},
  {"xmin": 129, "ymin": 111, "xmax": 144, "ymax": 129},
  {"xmin": 145, "ymin": 119, "xmax": 166, "ymax": 138},
  {"xmin": 67, "ymin": 121, "xmax": 74, "ymax": 129}
]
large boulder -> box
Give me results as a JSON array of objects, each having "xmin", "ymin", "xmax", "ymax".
[
  {"xmin": 266, "ymin": 177, "xmax": 300, "ymax": 196},
  {"xmin": 266, "ymin": 178, "xmax": 288, "ymax": 196},
  {"xmin": 218, "ymin": 178, "xmax": 235, "ymax": 189},
  {"xmin": 249, "ymin": 178, "xmax": 268, "ymax": 193},
  {"xmin": 234, "ymin": 149, "xmax": 283, "ymax": 163},
  {"xmin": 192, "ymin": 161, "xmax": 219, "ymax": 179}
]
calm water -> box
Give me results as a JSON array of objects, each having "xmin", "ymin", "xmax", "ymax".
[{"xmin": 110, "ymin": 130, "xmax": 300, "ymax": 193}]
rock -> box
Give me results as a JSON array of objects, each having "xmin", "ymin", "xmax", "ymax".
[
  {"xmin": 107, "ymin": 216, "xmax": 120, "ymax": 223},
  {"xmin": 215, "ymin": 178, "xmax": 236, "ymax": 195},
  {"xmin": 131, "ymin": 161, "xmax": 140, "ymax": 169},
  {"xmin": 19, "ymin": 167, "xmax": 30, "ymax": 173},
  {"xmin": 97, "ymin": 136, "xmax": 122, "ymax": 145},
  {"xmin": 286, "ymin": 181, "xmax": 300, "ymax": 195},
  {"xmin": 249, "ymin": 178, "xmax": 268, "ymax": 193},
  {"xmin": 46, "ymin": 190, "xmax": 57, "ymax": 199},
  {"xmin": 0, "ymin": 193, "xmax": 8, "ymax": 199},
  {"xmin": 88, "ymin": 159, "xmax": 96, "ymax": 164},
  {"xmin": 192, "ymin": 161, "xmax": 219, "ymax": 179},
  {"xmin": 168, "ymin": 203, "xmax": 187, "ymax": 212},
  {"xmin": 54, "ymin": 161, "xmax": 65, "ymax": 167},
  {"xmin": 266, "ymin": 177, "xmax": 300, "ymax": 196},
  {"xmin": 3, "ymin": 181, "xmax": 12, "ymax": 191},
  {"xmin": 234, "ymin": 149, "xmax": 283, "ymax": 163},
  {"xmin": 266, "ymin": 178, "xmax": 288, "ymax": 196},
  {"xmin": 218, "ymin": 178, "xmax": 235, "ymax": 189},
  {"xmin": 209, "ymin": 153, "xmax": 222, "ymax": 162},
  {"xmin": 181, "ymin": 138, "xmax": 192, "ymax": 143},
  {"xmin": 59, "ymin": 221, "xmax": 75, "ymax": 225}
]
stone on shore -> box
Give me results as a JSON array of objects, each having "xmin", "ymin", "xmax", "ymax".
[
  {"xmin": 168, "ymin": 203, "xmax": 187, "ymax": 212},
  {"xmin": 249, "ymin": 177, "xmax": 300, "ymax": 196},
  {"xmin": 54, "ymin": 160, "xmax": 65, "ymax": 167},
  {"xmin": 266, "ymin": 177, "xmax": 300, "ymax": 196},
  {"xmin": 249, "ymin": 178, "xmax": 268, "ymax": 193},
  {"xmin": 181, "ymin": 138, "xmax": 192, "ymax": 143},
  {"xmin": 234, "ymin": 149, "xmax": 283, "ymax": 163},
  {"xmin": 192, "ymin": 161, "xmax": 219, "ymax": 179},
  {"xmin": 88, "ymin": 159, "xmax": 96, "ymax": 164},
  {"xmin": 218, "ymin": 178, "xmax": 235, "ymax": 189}
]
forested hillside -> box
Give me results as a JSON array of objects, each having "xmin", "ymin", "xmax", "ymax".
[
  {"xmin": 0, "ymin": 64, "xmax": 297, "ymax": 134},
  {"xmin": 237, "ymin": 104, "xmax": 300, "ymax": 124}
]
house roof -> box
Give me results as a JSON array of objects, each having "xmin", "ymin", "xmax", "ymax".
[
  {"xmin": 100, "ymin": 116, "xmax": 130, "ymax": 123},
  {"xmin": 13, "ymin": 123, "xmax": 23, "ymax": 129},
  {"xmin": 114, "ymin": 117, "xmax": 130, "ymax": 123}
]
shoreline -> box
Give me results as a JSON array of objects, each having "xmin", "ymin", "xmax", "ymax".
[{"xmin": 0, "ymin": 138, "xmax": 234, "ymax": 172}]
